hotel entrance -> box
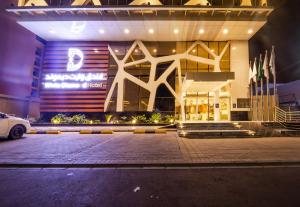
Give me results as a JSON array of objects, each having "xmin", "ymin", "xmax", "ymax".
[
  {"xmin": 178, "ymin": 72, "xmax": 234, "ymax": 122},
  {"xmin": 184, "ymin": 92, "xmax": 230, "ymax": 121}
]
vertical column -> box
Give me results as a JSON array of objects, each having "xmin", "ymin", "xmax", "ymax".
[
  {"xmin": 116, "ymin": 80, "xmax": 124, "ymax": 112},
  {"xmin": 214, "ymin": 91, "xmax": 220, "ymax": 121},
  {"xmin": 195, "ymin": 92, "xmax": 199, "ymax": 120}
]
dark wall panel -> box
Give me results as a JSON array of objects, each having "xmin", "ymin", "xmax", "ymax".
[{"xmin": 40, "ymin": 42, "xmax": 109, "ymax": 113}]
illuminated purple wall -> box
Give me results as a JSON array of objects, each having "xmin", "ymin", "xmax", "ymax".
[{"xmin": 0, "ymin": 0, "xmax": 38, "ymax": 97}]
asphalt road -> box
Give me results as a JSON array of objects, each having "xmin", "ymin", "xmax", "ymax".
[{"xmin": 0, "ymin": 166, "xmax": 300, "ymax": 207}]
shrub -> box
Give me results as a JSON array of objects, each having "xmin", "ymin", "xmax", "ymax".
[
  {"xmin": 105, "ymin": 114, "xmax": 113, "ymax": 123},
  {"xmin": 70, "ymin": 114, "xmax": 87, "ymax": 124},
  {"xmin": 131, "ymin": 114, "xmax": 147, "ymax": 123},
  {"xmin": 150, "ymin": 113, "xmax": 161, "ymax": 123},
  {"xmin": 164, "ymin": 115, "xmax": 175, "ymax": 123},
  {"xmin": 51, "ymin": 114, "xmax": 68, "ymax": 124}
]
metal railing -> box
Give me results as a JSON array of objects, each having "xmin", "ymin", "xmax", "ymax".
[{"xmin": 275, "ymin": 106, "xmax": 300, "ymax": 129}]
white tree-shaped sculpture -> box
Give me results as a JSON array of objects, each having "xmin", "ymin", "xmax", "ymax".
[
  {"xmin": 18, "ymin": 0, "xmax": 48, "ymax": 6},
  {"xmin": 105, "ymin": 40, "xmax": 230, "ymax": 119},
  {"xmin": 184, "ymin": 0, "xmax": 211, "ymax": 6},
  {"xmin": 72, "ymin": 0, "xmax": 101, "ymax": 6}
]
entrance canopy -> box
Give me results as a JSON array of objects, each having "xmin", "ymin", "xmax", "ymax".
[{"xmin": 182, "ymin": 72, "xmax": 234, "ymax": 93}]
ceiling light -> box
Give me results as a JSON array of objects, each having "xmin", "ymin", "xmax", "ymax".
[
  {"xmin": 124, "ymin": 29, "xmax": 130, "ymax": 34},
  {"xmin": 135, "ymin": 49, "xmax": 139, "ymax": 53},
  {"xmin": 49, "ymin": 29, "xmax": 56, "ymax": 34},
  {"xmin": 93, "ymin": 48, "xmax": 99, "ymax": 53},
  {"xmin": 223, "ymin": 29, "xmax": 229, "ymax": 34},
  {"xmin": 211, "ymin": 49, "xmax": 215, "ymax": 53},
  {"xmin": 115, "ymin": 49, "xmax": 119, "ymax": 53},
  {"xmin": 99, "ymin": 29, "xmax": 105, "ymax": 34},
  {"xmin": 153, "ymin": 49, "xmax": 157, "ymax": 53},
  {"xmin": 172, "ymin": 49, "xmax": 176, "ymax": 53},
  {"xmin": 173, "ymin": 29, "xmax": 179, "ymax": 34},
  {"xmin": 248, "ymin": 29, "xmax": 253, "ymax": 34},
  {"xmin": 192, "ymin": 49, "xmax": 196, "ymax": 53},
  {"xmin": 199, "ymin": 29, "xmax": 205, "ymax": 34},
  {"xmin": 148, "ymin": 28, "xmax": 154, "ymax": 34},
  {"xmin": 232, "ymin": 47, "xmax": 236, "ymax": 50}
]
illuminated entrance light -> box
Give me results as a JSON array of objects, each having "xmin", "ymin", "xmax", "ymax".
[
  {"xmin": 44, "ymin": 73, "xmax": 106, "ymax": 82},
  {"xmin": 148, "ymin": 28, "xmax": 154, "ymax": 34},
  {"xmin": 67, "ymin": 48, "xmax": 84, "ymax": 72}
]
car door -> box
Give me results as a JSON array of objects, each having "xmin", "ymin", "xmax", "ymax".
[{"xmin": 0, "ymin": 113, "xmax": 9, "ymax": 136}]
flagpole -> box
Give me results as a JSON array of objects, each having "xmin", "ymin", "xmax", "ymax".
[
  {"xmin": 256, "ymin": 80, "xmax": 259, "ymax": 121},
  {"xmin": 269, "ymin": 46, "xmax": 277, "ymax": 121},
  {"xmin": 254, "ymin": 57, "xmax": 259, "ymax": 121},
  {"xmin": 264, "ymin": 50, "xmax": 270, "ymax": 122},
  {"xmin": 258, "ymin": 54, "xmax": 264, "ymax": 121},
  {"xmin": 267, "ymin": 75, "xmax": 270, "ymax": 121},
  {"xmin": 249, "ymin": 61, "xmax": 254, "ymax": 121},
  {"xmin": 272, "ymin": 46, "xmax": 277, "ymax": 108},
  {"xmin": 261, "ymin": 76, "xmax": 264, "ymax": 121}
]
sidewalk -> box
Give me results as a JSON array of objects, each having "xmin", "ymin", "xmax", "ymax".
[{"xmin": 0, "ymin": 132, "xmax": 300, "ymax": 166}]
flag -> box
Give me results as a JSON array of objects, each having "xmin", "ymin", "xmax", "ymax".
[
  {"xmin": 251, "ymin": 58, "xmax": 257, "ymax": 83},
  {"xmin": 257, "ymin": 55, "xmax": 264, "ymax": 80},
  {"xmin": 269, "ymin": 46, "xmax": 276, "ymax": 77},
  {"xmin": 248, "ymin": 61, "xmax": 253, "ymax": 84},
  {"xmin": 263, "ymin": 51, "xmax": 269, "ymax": 79}
]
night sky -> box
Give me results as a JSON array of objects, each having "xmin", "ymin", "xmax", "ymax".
[{"xmin": 250, "ymin": 0, "xmax": 300, "ymax": 83}]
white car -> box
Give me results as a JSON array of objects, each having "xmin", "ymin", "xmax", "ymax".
[{"xmin": 0, "ymin": 112, "xmax": 31, "ymax": 139}]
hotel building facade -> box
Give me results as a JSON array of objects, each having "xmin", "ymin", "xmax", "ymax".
[{"xmin": 4, "ymin": 0, "xmax": 274, "ymax": 121}]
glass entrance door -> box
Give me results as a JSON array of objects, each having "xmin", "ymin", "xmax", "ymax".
[{"xmin": 184, "ymin": 93, "xmax": 230, "ymax": 121}]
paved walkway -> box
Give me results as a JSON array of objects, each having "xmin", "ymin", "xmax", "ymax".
[{"xmin": 0, "ymin": 132, "xmax": 300, "ymax": 165}]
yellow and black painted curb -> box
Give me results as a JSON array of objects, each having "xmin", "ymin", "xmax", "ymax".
[
  {"xmin": 27, "ymin": 130, "xmax": 61, "ymax": 134},
  {"xmin": 133, "ymin": 129, "xmax": 167, "ymax": 134},
  {"xmin": 79, "ymin": 130, "xmax": 114, "ymax": 134}
]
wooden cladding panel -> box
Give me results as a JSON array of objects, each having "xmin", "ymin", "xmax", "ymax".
[{"xmin": 40, "ymin": 42, "xmax": 109, "ymax": 113}]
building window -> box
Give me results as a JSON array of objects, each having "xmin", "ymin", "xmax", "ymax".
[{"xmin": 237, "ymin": 98, "xmax": 250, "ymax": 108}]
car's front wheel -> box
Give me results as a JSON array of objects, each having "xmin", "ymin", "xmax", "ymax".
[{"xmin": 8, "ymin": 125, "xmax": 25, "ymax": 139}]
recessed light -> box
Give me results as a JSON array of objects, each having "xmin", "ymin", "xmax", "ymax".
[
  {"xmin": 153, "ymin": 49, "xmax": 157, "ymax": 53},
  {"xmin": 173, "ymin": 29, "xmax": 179, "ymax": 34},
  {"xmin": 172, "ymin": 49, "xmax": 176, "ymax": 53},
  {"xmin": 49, "ymin": 29, "xmax": 56, "ymax": 34},
  {"xmin": 148, "ymin": 28, "xmax": 154, "ymax": 34},
  {"xmin": 223, "ymin": 29, "xmax": 229, "ymax": 34},
  {"xmin": 124, "ymin": 29, "xmax": 130, "ymax": 34},
  {"xmin": 199, "ymin": 29, "xmax": 205, "ymax": 34},
  {"xmin": 248, "ymin": 29, "xmax": 253, "ymax": 34},
  {"xmin": 99, "ymin": 29, "xmax": 105, "ymax": 34},
  {"xmin": 192, "ymin": 49, "xmax": 196, "ymax": 53},
  {"xmin": 115, "ymin": 49, "xmax": 119, "ymax": 53}
]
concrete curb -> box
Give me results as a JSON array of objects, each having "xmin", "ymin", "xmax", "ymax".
[
  {"xmin": 28, "ymin": 129, "xmax": 168, "ymax": 134},
  {"xmin": 1, "ymin": 161, "xmax": 300, "ymax": 169},
  {"xmin": 79, "ymin": 130, "xmax": 114, "ymax": 134},
  {"xmin": 133, "ymin": 129, "xmax": 167, "ymax": 134},
  {"xmin": 27, "ymin": 130, "xmax": 61, "ymax": 134}
]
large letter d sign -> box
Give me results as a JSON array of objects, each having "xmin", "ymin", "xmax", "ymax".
[{"xmin": 67, "ymin": 48, "xmax": 84, "ymax": 72}]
